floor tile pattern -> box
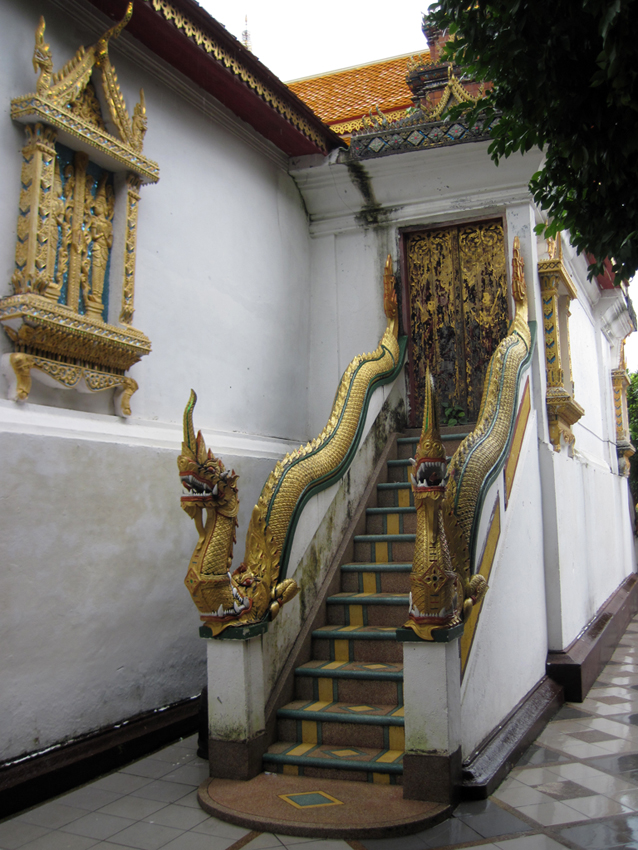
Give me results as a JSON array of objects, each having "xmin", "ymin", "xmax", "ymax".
[{"xmin": 5, "ymin": 615, "xmax": 638, "ymax": 849}]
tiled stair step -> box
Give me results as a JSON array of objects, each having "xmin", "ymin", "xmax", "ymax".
[
  {"xmin": 366, "ymin": 506, "xmax": 416, "ymax": 535},
  {"xmin": 276, "ymin": 701, "xmax": 405, "ymax": 751},
  {"xmin": 312, "ymin": 625, "xmax": 402, "ymax": 663},
  {"xmin": 354, "ymin": 533, "xmax": 415, "ymax": 564},
  {"xmin": 377, "ymin": 481, "xmax": 413, "ymax": 508},
  {"xmin": 340, "ymin": 563, "xmax": 411, "ymax": 594},
  {"xmin": 295, "ymin": 659, "xmax": 403, "ymax": 704},
  {"xmin": 262, "ymin": 743, "xmax": 403, "ymax": 784},
  {"xmin": 326, "ymin": 593, "xmax": 408, "ymax": 628}
]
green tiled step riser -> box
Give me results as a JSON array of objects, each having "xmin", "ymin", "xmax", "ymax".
[
  {"xmin": 353, "ymin": 536, "xmax": 415, "ymax": 564},
  {"xmin": 312, "ymin": 636, "xmax": 403, "ymax": 664},
  {"xmin": 327, "ymin": 600, "xmax": 409, "ymax": 628},
  {"xmin": 277, "ymin": 717, "xmax": 404, "ymax": 752},
  {"xmin": 339, "ymin": 563, "xmax": 411, "ymax": 594},
  {"xmin": 263, "ymin": 759, "xmax": 402, "ymax": 785},
  {"xmin": 377, "ymin": 483, "xmax": 414, "ymax": 508},
  {"xmin": 340, "ymin": 568, "xmax": 411, "ymax": 594},
  {"xmin": 295, "ymin": 674, "xmax": 403, "ymax": 705},
  {"xmin": 365, "ymin": 508, "xmax": 416, "ymax": 535}
]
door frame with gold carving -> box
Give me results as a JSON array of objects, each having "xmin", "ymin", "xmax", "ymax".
[{"xmin": 399, "ymin": 217, "xmax": 510, "ymax": 428}]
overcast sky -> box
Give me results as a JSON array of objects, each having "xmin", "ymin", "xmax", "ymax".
[
  {"xmin": 197, "ymin": 1, "xmax": 429, "ymax": 81},
  {"xmin": 198, "ymin": 1, "xmax": 638, "ymax": 371}
]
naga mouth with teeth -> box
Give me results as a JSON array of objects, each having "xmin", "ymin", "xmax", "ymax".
[
  {"xmin": 410, "ymin": 456, "xmax": 447, "ymax": 492},
  {"xmin": 180, "ymin": 472, "xmax": 219, "ymax": 501},
  {"xmin": 407, "ymin": 586, "xmax": 461, "ymax": 627}
]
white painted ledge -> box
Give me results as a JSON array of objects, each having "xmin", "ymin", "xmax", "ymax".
[{"xmin": 0, "ymin": 399, "xmax": 299, "ymax": 458}]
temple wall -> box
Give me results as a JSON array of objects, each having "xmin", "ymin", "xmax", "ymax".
[
  {"xmin": 461, "ymin": 413, "xmax": 548, "ymax": 757},
  {"xmin": 537, "ymin": 239, "xmax": 635, "ymax": 651},
  {"xmin": 0, "ymin": 0, "xmax": 318, "ymax": 761},
  {"xmin": 541, "ymin": 439, "xmax": 635, "ymax": 651}
]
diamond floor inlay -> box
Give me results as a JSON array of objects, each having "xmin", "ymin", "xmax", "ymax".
[
  {"xmin": 6, "ymin": 616, "xmax": 638, "ymax": 850},
  {"xmin": 279, "ymin": 791, "xmax": 344, "ymax": 809}
]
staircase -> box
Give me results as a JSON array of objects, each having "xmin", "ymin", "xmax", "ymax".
[{"xmin": 263, "ymin": 426, "xmax": 470, "ymax": 786}]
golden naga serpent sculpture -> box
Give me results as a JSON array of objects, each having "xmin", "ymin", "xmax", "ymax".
[
  {"xmin": 405, "ymin": 236, "xmax": 532, "ymax": 639},
  {"xmin": 178, "ymin": 257, "xmax": 404, "ymax": 637}
]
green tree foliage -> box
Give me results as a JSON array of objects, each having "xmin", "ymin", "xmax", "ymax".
[{"xmin": 430, "ymin": 0, "xmax": 638, "ymax": 282}]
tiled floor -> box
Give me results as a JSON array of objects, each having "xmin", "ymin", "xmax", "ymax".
[{"xmin": 5, "ymin": 616, "xmax": 638, "ymax": 850}]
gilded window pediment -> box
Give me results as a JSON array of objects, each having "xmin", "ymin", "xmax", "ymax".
[
  {"xmin": 1, "ymin": 6, "xmax": 159, "ymax": 416},
  {"xmin": 538, "ymin": 235, "xmax": 584, "ymax": 452}
]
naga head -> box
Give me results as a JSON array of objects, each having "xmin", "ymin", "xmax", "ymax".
[
  {"xmin": 405, "ymin": 367, "xmax": 463, "ymax": 639},
  {"xmin": 411, "ymin": 367, "xmax": 447, "ymax": 497},
  {"xmin": 178, "ymin": 390, "xmax": 238, "ymax": 517}
]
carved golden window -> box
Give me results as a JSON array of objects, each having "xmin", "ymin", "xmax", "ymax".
[
  {"xmin": 0, "ymin": 5, "xmax": 159, "ymax": 416},
  {"xmin": 538, "ymin": 236, "xmax": 585, "ymax": 452},
  {"xmin": 612, "ymin": 342, "xmax": 635, "ymax": 476}
]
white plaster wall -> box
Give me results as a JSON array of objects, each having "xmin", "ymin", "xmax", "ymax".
[
  {"xmin": 0, "ymin": 400, "xmax": 303, "ymax": 760},
  {"xmin": 0, "ymin": 0, "xmax": 313, "ymax": 441},
  {"xmin": 306, "ymin": 231, "xmax": 390, "ymax": 435},
  {"xmin": 0, "ymin": 0, "xmax": 320, "ymax": 760},
  {"xmin": 461, "ymin": 413, "xmax": 548, "ymax": 756},
  {"xmin": 540, "ymin": 441, "xmax": 635, "ymax": 650},
  {"xmin": 569, "ymin": 299, "xmax": 609, "ymax": 462}
]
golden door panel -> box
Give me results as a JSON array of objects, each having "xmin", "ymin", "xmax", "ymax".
[{"xmin": 405, "ymin": 220, "xmax": 508, "ymax": 426}]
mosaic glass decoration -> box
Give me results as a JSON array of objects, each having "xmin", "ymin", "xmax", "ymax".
[
  {"xmin": 447, "ymin": 123, "xmax": 465, "ymax": 139},
  {"xmin": 368, "ymin": 137, "xmax": 386, "ymax": 153}
]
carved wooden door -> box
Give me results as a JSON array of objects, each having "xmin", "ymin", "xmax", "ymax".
[{"xmin": 404, "ymin": 220, "xmax": 508, "ymax": 427}]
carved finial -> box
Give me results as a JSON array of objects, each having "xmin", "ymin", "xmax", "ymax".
[
  {"xmin": 131, "ymin": 89, "xmax": 147, "ymax": 150},
  {"xmin": 417, "ymin": 366, "xmax": 446, "ymax": 465},
  {"xmin": 512, "ymin": 236, "xmax": 527, "ymax": 302},
  {"xmin": 95, "ymin": 2, "xmax": 133, "ymax": 63},
  {"xmin": 33, "ymin": 16, "xmax": 53, "ymax": 93},
  {"xmin": 383, "ymin": 254, "xmax": 398, "ymax": 322},
  {"xmin": 241, "ymin": 15, "xmax": 252, "ymax": 52},
  {"xmin": 620, "ymin": 337, "xmax": 628, "ymax": 371}
]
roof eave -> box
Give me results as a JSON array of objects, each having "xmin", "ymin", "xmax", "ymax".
[{"xmin": 85, "ymin": 0, "xmax": 343, "ymax": 157}]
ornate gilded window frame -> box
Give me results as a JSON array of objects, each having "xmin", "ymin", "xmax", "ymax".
[
  {"xmin": 0, "ymin": 5, "xmax": 159, "ymax": 416},
  {"xmin": 538, "ymin": 235, "xmax": 585, "ymax": 452},
  {"xmin": 612, "ymin": 341, "xmax": 635, "ymax": 476}
]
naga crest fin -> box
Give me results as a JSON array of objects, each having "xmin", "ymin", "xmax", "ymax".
[
  {"xmin": 415, "ymin": 366, "xmax": 446, "ymax": 465},
  {"xmin": 182, "ymin": 389, "xmax": 197, "ymax": 459}
]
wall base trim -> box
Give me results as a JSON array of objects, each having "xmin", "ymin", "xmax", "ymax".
[
  {"xmin": 0, "ymin": 695, "xmax": 200, "ymax": 819},
  {"xmin": 208, "ymin": 732, "xmax": 268, "ymax": 781},
  {"xmin": 547, "ymin": 574, "xmax": 638, "ymax": 702},
  {"xmin": 403, "ymin": 748, "xmax": 462, "ymax": 804},
  {"xmin": 459, "ymin": 677, "xmax": 564, "ymax": 800}
]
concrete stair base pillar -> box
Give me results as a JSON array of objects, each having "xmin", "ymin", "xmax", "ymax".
[
  {"xmin": 206, "ymin": 635, "xmax": 267, "ymax": 780},
  {"xmin": 402, "ymin": 639, "xmax": 462, "ymax": 803}
]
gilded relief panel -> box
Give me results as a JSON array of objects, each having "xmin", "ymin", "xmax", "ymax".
[
  {"xmin": 406, "ymin": 220, "xmax": 507, "ymax": 425},
  {"xmin": 458, "ymin": 223, "xmax": 508, "ymax": 418},
  {"xmin": 49, "ymin": 143, "xmax": 115, "ymax": 322}
]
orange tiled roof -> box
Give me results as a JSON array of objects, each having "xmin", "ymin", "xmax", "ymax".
[{"xmin": 288, "ymin": 52, "xmax": 429, "ymax": 135}]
